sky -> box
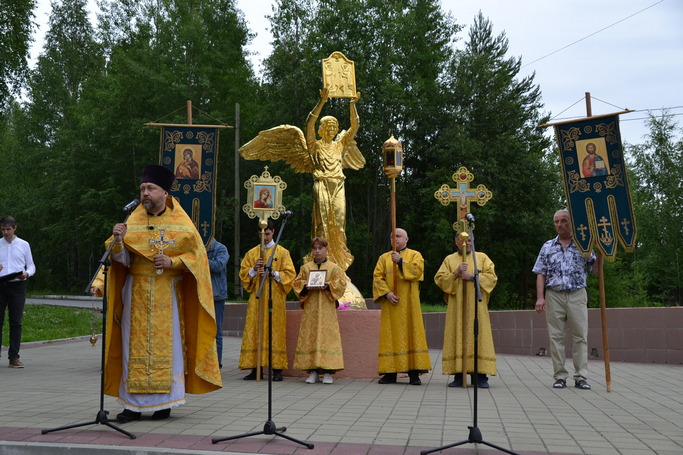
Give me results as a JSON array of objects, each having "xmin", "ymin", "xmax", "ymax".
[{"xmin": 31, "ymin": 0, "xmax": 683, "ymax": 145}]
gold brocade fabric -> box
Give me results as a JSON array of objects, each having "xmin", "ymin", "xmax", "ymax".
[
  {"xmin": 238, "ymin": 244, "xmax": 296, "ymax": 370},
  {"xmin": 434, "ymin": 251, "xmax": 498, "ymax": 376},
  {"xmin": 93, "ymin": 196, "xmax": 222, "ymax": 397},
  {"xmin": 292, "ymin": 260, "xmax": 347, "ymax": 371},
  {"xmin": 127, "ymin": 263, "xmax": 181, "ymax": 392},
  {"xmin": 373, "ymin": 249, "xmax": 432, "ymax": 374},
  {"xmin": 308, "ymin": 175, "xmax": 354, "ymax": 271}
]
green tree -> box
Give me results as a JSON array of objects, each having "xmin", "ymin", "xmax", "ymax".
[
  {"xmin": 260, "ymin": 0, "xmax": 461, "ymax": 295},
  {"xmin": 94, "ymin": 0, "xmax": 259, "ymax": 239},
  {"xmin": 411, "ymin": 13, "xmax": 560, "ymax": 307},
  {"xmin": 0, "ymin": 0, "xmax": 35, "ymax": 106},
  {"xmin": 3, "ymin": 0, "xmax": 257, "ymax": 292},
  {"xmin": 15, "ymin": 0, "xmax": 105, "ymax": 291},
  {"xmin": 629, "ymin": 111, "xmax": 683, "ymax": 305}
]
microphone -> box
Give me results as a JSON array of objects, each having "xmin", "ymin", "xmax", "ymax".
[
  {"xmin": 280, "ymin": 210, "xmax": 294, "ymax": 218},
  {"xmin": 122, "ymin": 199, "xmax": 140, "ymax": 213},
  {"xmin": 465, "ymin": 213, "xmax": 476, "ymax": 223}
]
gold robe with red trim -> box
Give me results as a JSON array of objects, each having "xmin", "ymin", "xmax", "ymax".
[{"xmin": 93, "ymin": 196, "xmax": 222, "ymax": 397}]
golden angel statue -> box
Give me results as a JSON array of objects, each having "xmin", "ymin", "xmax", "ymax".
[{"xmin": 239, "ymin": 87, "xmax": 365, "ymax": 272}]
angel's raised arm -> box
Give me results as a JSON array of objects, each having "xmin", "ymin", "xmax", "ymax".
[
  {"xmin": 306, "ymin": 88, "xmax": 330, "ymax": 150},
  {"xmin": 343, "ymin": 91, "xmax": 361, "ymax": 145}
]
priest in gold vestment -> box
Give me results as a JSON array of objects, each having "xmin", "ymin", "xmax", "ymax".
[
  {"xmin": 373, "ymin": 228, "xmax": 432, "ymax": 385},
  {"xmin": 238, "ymin": 220, "xmax": 296, "ymax": 381},
  {"xmin": 434, "ymin": 233, "xmax": 497, "ymax": 388},
  {"xmin": 292, "ymin": 237, "xmax": 347, "ymax": 384},
  {"xmin": 92, "ymin": 165, "xmax": 222, "ymax": 422}
]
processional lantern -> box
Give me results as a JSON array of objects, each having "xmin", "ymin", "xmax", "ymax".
[
  {"xmin": 381, "ymin": 134, "xmax": 403, "ymax": 178},
  {"xmin": 381, "ymin": 135, "xmax": 403, "ymax": 295}
]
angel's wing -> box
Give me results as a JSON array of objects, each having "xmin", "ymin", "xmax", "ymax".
[
  {"xmin": 239, "ymin": 124, "xmax": 314, "ymax": 173},
  {"xmin": 342, "ymin": 138, "xmax": 366, "ymax": 170}
]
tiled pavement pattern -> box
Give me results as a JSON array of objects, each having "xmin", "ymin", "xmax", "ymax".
[{"xmin": 0, "ymin": 328, "xmax": 681, "ymax": 454}]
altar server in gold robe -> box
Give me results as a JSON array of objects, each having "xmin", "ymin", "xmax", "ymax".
[
  {"xmin": 238, "ymin": 219, "xmax": 296, "ymax": 381},
  {"xmin": 91, "ymin": 164, "xmax": 222, "ymax": 423},
  {"xmin": 292, "ymin": 237, "xmax": 347, "ymax": 384},
  {"xmin": 373, "ymin": 228, "xmax": 432, "ymax": 385},
  {"xmin": 434, "ymin": 232, "xmax": 497, "ymax": 388}
]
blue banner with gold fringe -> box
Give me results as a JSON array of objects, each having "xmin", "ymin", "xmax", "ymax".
[
  {"xmin": 553, "ymin": 113, "xmax": 636, "ymax": 259},
  {"xmin": 159, "ymin": 126, "xmax": 218, "ymax": 246}
]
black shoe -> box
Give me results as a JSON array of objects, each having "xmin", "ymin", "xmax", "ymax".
[
  {"xmin": 408, "ymin": 371, "xmax": 422, "ymax": 385},
  {"xmin": 151, "ymin": 408, "xmax": 171, "ymax": 420},
  {"xmin": 553, "ymin": 378, "xmax": 567, "ymax": 389},
  {"xmin": 448, "ymin": 373, "xmax": 462, "ymax": 387},
  {"xmin": 243, "ymin": 368, "xmax": 261, "ymax": 380},
  {"xmin": 272, "ymin": 369, "xmax": 283, "ymax": 381},
  {"xmin": 116, "ymin": 409, "xmax": 141, "ymax": 423},
  {"xmin": 477, "ymin": 376, "xmax": 490, "ymax": 388},
  {"xmin": 448, "ymin": 375, "xmax": 464, "ymax": 388},
  {"xmin": 378, "ymin": 373, "xmax": 397, "ymax": 384},
  {"xmin": 575, "ymin": 379, "xmax": 591, "ymax": 390}
]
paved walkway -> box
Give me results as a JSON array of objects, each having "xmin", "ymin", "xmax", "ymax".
[
  {"xmin": 1, "ymin": 334, "xmax": 682, "ymax": 455},
  {"xmin": 1, "ymin": 297, "xmax": 681, "ymax": 454}
]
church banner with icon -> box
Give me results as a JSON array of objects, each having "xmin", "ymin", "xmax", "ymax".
[
  {"xmin": 160, "ymin": 126, "xmax": 218, "ymax": 245},
  {"xmin": 553, "ymin": 113, "xmax": 636, "ymax": 259}
]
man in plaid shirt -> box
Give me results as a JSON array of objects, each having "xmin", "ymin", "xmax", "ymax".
[{"xmin": 533, "ymin": 209, "xmax": 601, "ymax": 390}]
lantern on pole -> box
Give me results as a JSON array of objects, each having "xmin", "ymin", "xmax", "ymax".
[{"xmin": 381, "ymin": 135, "xmax": 403, "ymax": 294}]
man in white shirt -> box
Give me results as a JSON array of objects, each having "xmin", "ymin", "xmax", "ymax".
[{"xmin": 0, "ymin": 216, "xmax": 36, "ymax": 368}]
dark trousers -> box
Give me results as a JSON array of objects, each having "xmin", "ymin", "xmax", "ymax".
[
  {"xmin": 0, "ymin": 281, "xmax": 27, "ymax": 360},
  {"xmin": 214, "ymin": 299, "xmax": 225, "ymax": 368}
]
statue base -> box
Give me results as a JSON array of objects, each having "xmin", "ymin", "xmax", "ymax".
[{"xmin": 339, "ymin": 280, "xmax": 366, "ymax": 309}]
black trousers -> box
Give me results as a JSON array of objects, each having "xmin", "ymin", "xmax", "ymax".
[{"xmin": 0, "ymin": 281, "xmax": 27, "ymax": 360}]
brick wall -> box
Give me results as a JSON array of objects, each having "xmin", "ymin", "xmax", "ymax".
[{"xmin": 223, "ymin": 301, "xmax": 682, "ymax": 364}]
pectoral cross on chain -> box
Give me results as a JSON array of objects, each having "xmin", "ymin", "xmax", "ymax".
[
  {"xmin": 434, "ymin": 166, "xmax": 492, "ymax": 230},
  {"xmin": 149, "ymin": 228, "xmax": 175, "ymax": 275}
]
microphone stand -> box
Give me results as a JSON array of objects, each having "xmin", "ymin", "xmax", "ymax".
[
  {"xmin": 212, "ymin": 214, "xmax": 313, "ymax": 449},
  {"xmin": 42, "ymin": 209, "xmax": 137, "ymax": 439},
  {"xmin": 421, "ymin": 219, "xmax": 517, "ymax": 455}
]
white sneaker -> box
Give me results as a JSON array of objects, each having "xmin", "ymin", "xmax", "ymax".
[
  {"xmin": 305, "ymin": 371, "xmax": 319, "ymax": 384},
  {"xmin": 322, "ymin": 373, "xmax": 334, "ymax": 384}
]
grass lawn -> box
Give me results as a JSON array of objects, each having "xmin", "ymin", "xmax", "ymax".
[
  {"xmin": 1, "ymin": 301, "xmax": 446, "ymax": 347},
  {"xmin": 1, "ymin": 305, "xmax": 96, "ymax": 346}
]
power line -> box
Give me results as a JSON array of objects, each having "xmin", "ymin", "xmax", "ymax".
[{"xmin": 521, "ymin": 0, "xmax": 664, "ymax": 69}]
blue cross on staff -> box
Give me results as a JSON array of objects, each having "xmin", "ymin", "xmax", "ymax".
[
  {"xmin": 149, "ymin": 228, "xmax": 175, "ymax": 275},
  {"xmin": 434, "ymin": 166, "xmax": 492, "ymax": 222}
]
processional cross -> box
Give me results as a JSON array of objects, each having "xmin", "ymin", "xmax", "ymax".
[
  {"xmin": 149, "ymin": 228, "xmax": 175, "ymax": 275},
  {"xmin": 434, "ymin": 166, "xmax": 492, "ymax": 230}
]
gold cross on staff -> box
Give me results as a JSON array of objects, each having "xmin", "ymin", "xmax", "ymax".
[
  {"xmin": 149, "ymin": 229, "xmax": 175, "ymax": 275},
  {"xmin": 434, "ymin": 166, "xmax": 492, "ymax": 222}
]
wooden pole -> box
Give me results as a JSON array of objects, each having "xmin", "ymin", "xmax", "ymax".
[
  {"xmin": 390, "ymin": 177, "xmax": 398, "ymax": 295},
  {"xmin": 585, "ymin": 91, "xmax": 611, "ymax": 392},
  {"xmin": 460, "ymin": 230, "xmax": 469, "ymax": 388},
  {"xmin": 234, "ymin": 103, "xmax": 241, "ymax": 299},
  {"xmin": 187, "ymin": 100, "xmax": 193, "ymax": 124},
  {"xmin": 597, "ymin": 254, "xmax": 611, "ymax": 392},
  {"xmin": 256, "ymin": 224, "xmax": 267, "ymax": 381}
]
